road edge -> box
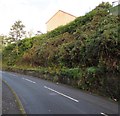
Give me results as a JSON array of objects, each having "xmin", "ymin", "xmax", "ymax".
[{"xmin": 2, "ymin": 80, "xmax": 26, "ymax": 115}]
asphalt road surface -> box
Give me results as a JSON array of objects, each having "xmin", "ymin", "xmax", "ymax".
[{"xmin": 1, "ymin": 71, "xmax": 118, "ymax": 115}]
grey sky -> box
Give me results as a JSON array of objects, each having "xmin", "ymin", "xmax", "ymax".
[{"xmin": 0, "ymin": 0, "xmax": 116, "ymax": 35}]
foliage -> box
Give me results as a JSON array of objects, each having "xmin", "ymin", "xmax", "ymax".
[
  {"xmin": 3, "ymin": 37, "xmax": 33, "ymax": 66},
  {"xmin": 9, "ymin": 20, "xmax": 26, "ymax": 41},
  {"xmin": 60, "ymin": 68, "xmax": 83, "ymax": 80},
  {"xmin": 9, "ymin": 20, "xmax": 26, "ymax": 55},
  {"xmin": 2, "ymin": 2, "xmax": 119, "ymax": 101}
]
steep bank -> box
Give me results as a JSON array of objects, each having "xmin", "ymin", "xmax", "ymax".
[{"xmin": 2, "ymin": 2, "xmax": 120, "ymax": 101}]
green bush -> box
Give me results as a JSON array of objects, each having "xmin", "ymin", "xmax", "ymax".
[
  {"xmin": 60, "ymin": 68, "xmax": 82, "ymax": 80},
  {"xmin": 2, "ymin": 2, "xmax": 119, "ymax": 101}
]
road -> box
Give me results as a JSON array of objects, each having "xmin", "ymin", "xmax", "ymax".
[{"xmin": 1, "ymin": 71, "xmax": 118, "ymax": 115}]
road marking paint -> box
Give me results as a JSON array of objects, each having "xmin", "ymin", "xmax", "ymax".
[
  {"xmin": 44, "ymin": 86, "xmax": 79, "ymax": 103},
  {"xmin": 100, "ymin": 112, "xmax": 108, "ymax": 116},
  {"xmin": 22, "ymin": 78, "xmax": 36, "ymax": 84}
]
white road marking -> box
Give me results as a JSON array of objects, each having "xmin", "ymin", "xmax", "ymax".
[
  {"xmin": 44, "ymin": 86, "xmax": 79, "ymax": 103},
  {"xmin": 101, "ymin": 112, "xmax": 108, "ymax": 116},
  {"xmin": 22, "ymin": 78, "xmax": 36, "ymax": 84}
]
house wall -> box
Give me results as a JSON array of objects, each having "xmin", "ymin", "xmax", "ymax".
[
  {"xmin": 46, "ymin": 11, "xmax": 76, "ymax": 32},
  {"xmin": 109, "ymin": 4, "xmax": 120, "ymax": 16}
]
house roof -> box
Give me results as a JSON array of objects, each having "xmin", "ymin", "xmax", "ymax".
[{"xmin": 46, "ymin": 10, "xmax": 76, "ymax": 24}]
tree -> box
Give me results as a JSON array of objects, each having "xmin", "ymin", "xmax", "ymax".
[
  {"xmin": 9, "ymin": 20, "xmax": 26, "ymax": 55},
  {"xmin": 0, "ymin": 35, "xmax": 8, "ymax": 49},
  {"xmin": 0, "ymin": 35, "xmax": 6, "ymax": 64},
  {"xmin": 0, "ymin": 35, "xmax": 14, "ymax": 46},
  {"xmin": 0, "ymin": 35, "xmax": 3, "ymax": 53}
]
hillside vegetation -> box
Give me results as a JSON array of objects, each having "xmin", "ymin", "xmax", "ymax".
[{"xmin": 3, "ymin": 2, "xmax": 120, "ymax": 101}]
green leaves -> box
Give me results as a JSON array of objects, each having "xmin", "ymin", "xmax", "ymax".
[
  {"xmin": 9, "ymin": 20, "xmax": 26, "ymax": 41},
  {"xmin": 2, "ymin": 2, "xmax": 119, "ymax": 101}
]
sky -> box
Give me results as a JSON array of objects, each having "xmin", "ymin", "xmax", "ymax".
[{"xmin": 0, "ymin": 0, "xmax": 117, "ymax": 35}]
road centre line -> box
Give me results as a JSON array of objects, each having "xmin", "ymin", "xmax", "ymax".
[
  {"xmin": 44, "ymin": 86, "xmax": 79, "ymax": 103},
  {"xmin": 100, "ymin": 112, "xmax": 108, "ymax": 116},
  {"xmin": 22, "ymin": 78, "xmax": 36, "ymax": 84}
]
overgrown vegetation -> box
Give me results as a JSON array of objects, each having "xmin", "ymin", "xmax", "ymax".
[{"xmin": 2, "ymin": 2, "xmax": 120, "ymax": 101}]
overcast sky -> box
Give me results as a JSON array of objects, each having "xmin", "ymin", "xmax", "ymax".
[{"xmin": 0, "ymin": 0, "xmax": 117, "ymax": 35}]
